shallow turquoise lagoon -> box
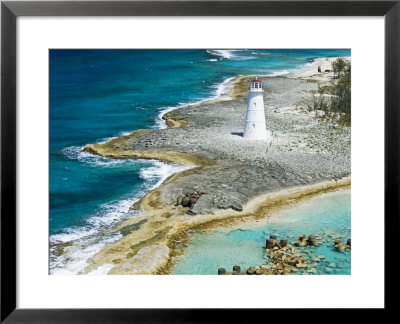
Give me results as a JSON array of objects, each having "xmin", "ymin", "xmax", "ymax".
[
  {"xmin": 171, "ymin": 188, "xmax": 351, "ymax": 275},
  {"xmin": 50, "ymin": 49, "xmax": 351, "ymax": 274}
]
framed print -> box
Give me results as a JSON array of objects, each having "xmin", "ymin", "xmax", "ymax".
[{"xmin": 1, "ymin": 0, "xmax": 398, "ymax": 321}]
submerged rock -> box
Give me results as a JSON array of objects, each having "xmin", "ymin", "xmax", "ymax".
[
  {"xmin": 294, "ymin": 234, "xmax": 308, "ymax": 247},
  {"xmin": 233, "ymin": 265, "xmax": 241, "ymax": 272},
  {"xmin": 295, "ymin": 234, "xmax": 319, "ymax": 247},
  {"xmin": 334, "ymin": 238, "xmax": 351, "ymax": 251},
  {"xmin": 280, "ymin": 239, "xmax": 288, "ymax": 247}
]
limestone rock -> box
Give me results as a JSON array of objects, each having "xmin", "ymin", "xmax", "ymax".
[{"xmin": 109, "ymin": 244, "xmax": 169, "ymax": 275}]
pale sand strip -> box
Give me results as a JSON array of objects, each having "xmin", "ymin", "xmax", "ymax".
[
  {"xmin": 86, "ymin": 177, "xmax": 350, "ymax": 275},
  {"xmin": 81, "ymin": 56, "xmax": 350, "ymax": 274}
]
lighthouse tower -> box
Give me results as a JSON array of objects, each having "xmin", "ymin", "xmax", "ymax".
[{"xmin": 243, "ymin": 78, "xmax": 269, "ymax": 139}]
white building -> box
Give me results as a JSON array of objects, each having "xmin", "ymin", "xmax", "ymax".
[{"xmin": 243, "ymin": 78, "xmax": 271, "ymax": 140}]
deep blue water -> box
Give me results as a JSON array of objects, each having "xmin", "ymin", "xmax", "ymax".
[{"xmin": 49, "ymin": 49, "xmax": 351, "ymax": 274}]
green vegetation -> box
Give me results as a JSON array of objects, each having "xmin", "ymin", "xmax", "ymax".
[
  {"xmin": 306, "ymin": 58, "xmax": 351, "ymax": 126},
  {"xmin": 332, "ymin": 57, "xmax": 347, "ymax": 78}
]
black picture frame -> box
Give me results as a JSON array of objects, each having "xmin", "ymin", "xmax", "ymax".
[{"xmin": 1, "ymin": 0, "xmax": 398, "ymax": 321}]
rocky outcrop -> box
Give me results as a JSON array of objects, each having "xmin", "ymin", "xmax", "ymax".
[
  {"xmin": 334, "ymin": 238, "xmax": 351, "ymax": 251},
  {"xmin": 220, "ymin": 233, "xmax": 331, "ymax": 275},
  {"xmin": 83, "ymin": 74, "xmax": 351, "ymax": 275},
  {"xmin": 83, "ymin": 77, "xmax": 350, "ymax": 218},
  {"xmin": 175, "ymin": 190, "xmax": 209, "ymax": 213},
  {"xmin": 108, "ymin": 244, "xmax": 169, "ymax": 275},
  {"xmin": 294, "ymin": 234, "xmax": 319, "ymax": 247},
  {"xmin": 213, "ymin": 193, "xmax": 244, "ymax": 212}
]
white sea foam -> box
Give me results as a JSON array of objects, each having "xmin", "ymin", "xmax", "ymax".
[
  {"xmin": 86, "ymin": 198, "xmax": 138, "ymax": 228},
  {"xmin": 51, "ymin": 227, "xmax": 98, "ymax": 244},
  {"xmin": 52, "ymin": 53, "xmax": 317, "ymax": 275},
  {"xmin": 153, "ymin": 57, "xmax": 346, "ymax": 131},
  {"xmin": 287, "ymin": 61, "xmax": 317, "ymax": 76},
  {"xmin": 268, "ymin": 69, "xmax": 290, "ymax": 76},
  {"xmin": 50, "ymin": 190, "xmax": 142, "ymax": 246},
  {"xmin": 61, "ymin": 145, "xmax": 135, "ymax": 168},
  {"xmin": 87, "ymin": 263, "xmax": 115, "ymax": 275},
  {"xmin": 55, "ymin": 119, "xmax": 194, "ymax": 275},
  {"xmin": 53, "ymin": 53, "xmax": 327, "ymax": 275},
  {"xmin": 139, "ymin": 160, "xmax": 194, "ymax": 190},
  {"xmin": 286, "ymin": 56, "xmax": 349, "ymax": 77},
  {"xmin": 207, "ymin": 49, "xmax": 251, "ymax": 60},
  {"xmin": 154, "ymin": 76, "xmax": 235, "ymax": 129},
  {"xmin": 213, "ymin": 76, "xmax": 235, "ymax": 100},
  {"xmin": 207, "ymin": 49, "xmax": 236, "ymax": 59},
  {"xmin": 50, "ymin": 233, "xmax": 122, "ymax": 275},
  {"xmin": 154, "ymin": 105, "xmax": 184, "ymax": 129},
  {"xmin": 50, "ymin": 158, "xmax": 194, "ymax": 275},
  {"xmin": 95, "ymin": 131, "xmax": 132, "ymax": 144},
  {"xmin": 209, "ymin": 49, "xmax": 256, "ymax": 61},
  {"xmin": 251, "ymin": 52, "xmax": 271, "ymax": 56}
]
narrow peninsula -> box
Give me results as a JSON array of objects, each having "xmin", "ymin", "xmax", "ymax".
[{"xmin": 82, "ymin": 57, "xmax": 351, "ymax": 275}]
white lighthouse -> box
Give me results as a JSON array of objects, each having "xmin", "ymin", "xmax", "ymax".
[{"xmin": 243, "ymin": 78, "xmax": 270, "ymax": 140}]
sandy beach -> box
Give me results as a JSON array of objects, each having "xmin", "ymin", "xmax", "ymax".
[{"xmin": 81, "ymin": 57, "xmax": 351, "ymax": 275}]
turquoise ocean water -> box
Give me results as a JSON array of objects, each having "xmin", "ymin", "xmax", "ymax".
[
  {"xmin": 171, "ymin": 189, "xmax": 351, "ymax": 275},
  {"xmin": 50, "ymin": 49, "xmax": 351, "ymax": 274}
]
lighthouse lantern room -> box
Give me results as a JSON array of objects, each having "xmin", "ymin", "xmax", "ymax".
[{"xmin": 243, "ymin": 78, "xmax": 270, "ymax": 140}]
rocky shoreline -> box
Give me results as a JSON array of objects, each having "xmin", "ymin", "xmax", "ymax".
[
  {"xmin": 82, "ymin": 59, "xmax": 351, "ymax": 274},
  {"xmin": 219, "ymin": 233, "xmax": 351, "ymax": 276}
]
